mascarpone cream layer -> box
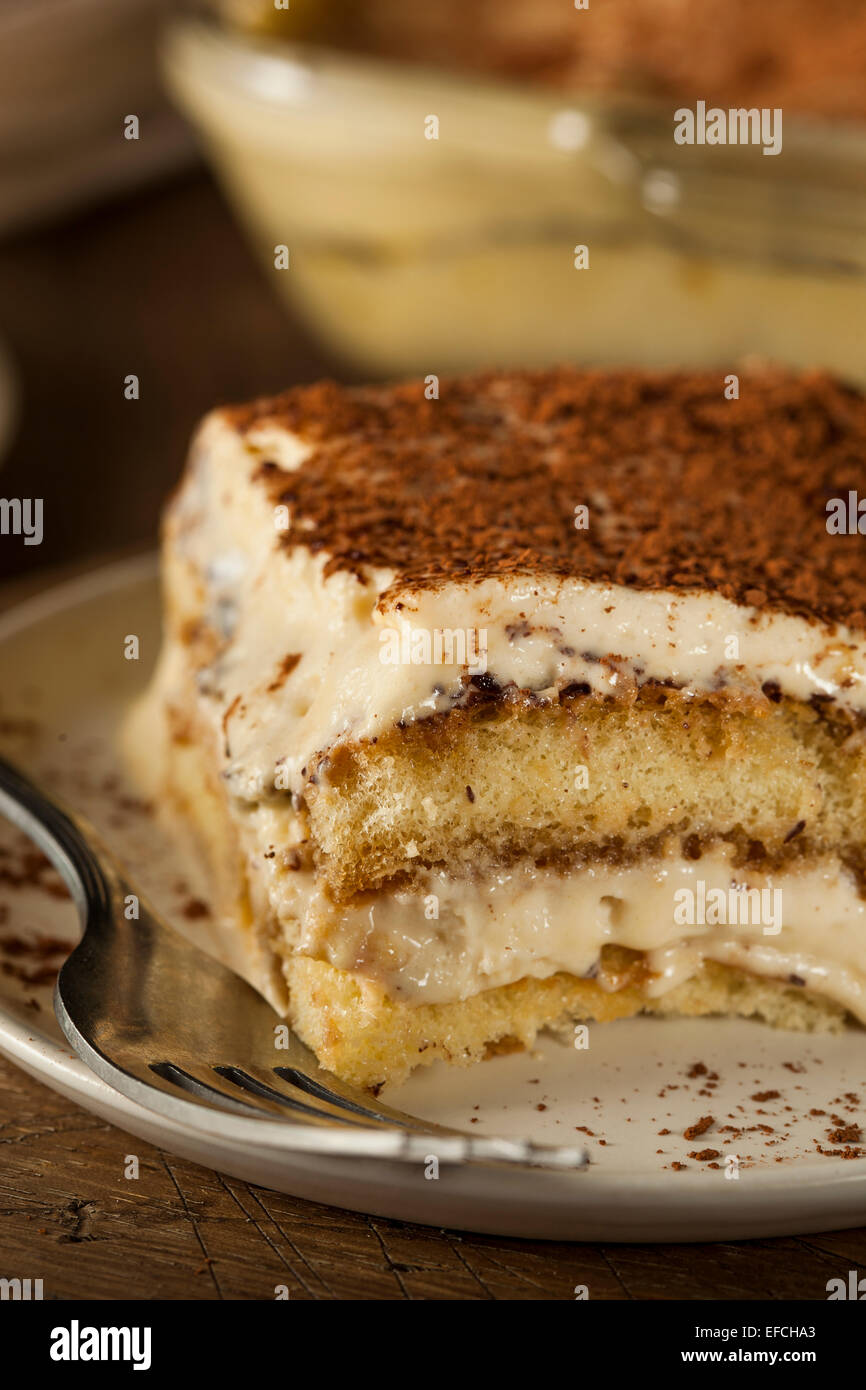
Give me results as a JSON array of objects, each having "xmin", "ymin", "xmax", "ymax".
[
  {"xmin": 168, "ymin": 414, "xmax": 866, "ymax": 801},
  {"xmin": 253, "ymin": 834, "xmax": 866, "ymax": 1018}
]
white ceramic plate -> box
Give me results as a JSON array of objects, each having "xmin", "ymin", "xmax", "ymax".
[{"xmin": 1, "ymin": 555, "xmax": 866, "ymax": 1241}]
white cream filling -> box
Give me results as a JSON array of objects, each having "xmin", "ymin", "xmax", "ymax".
[
  {"xmin": 254, "ymin": 835, "xmax": 866, "ymax": 1018},
  {"xmin": 163, "ymin": 413, "xmax": 866, "ymax": 805}
]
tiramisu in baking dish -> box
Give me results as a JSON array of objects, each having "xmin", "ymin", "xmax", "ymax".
[{"xmin": 125, "ymin": 367, "xmax": 866, "ymax": 1089}]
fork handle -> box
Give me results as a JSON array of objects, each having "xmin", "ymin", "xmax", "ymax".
[{"xmin": 0, "ymin": 755, "xmax": 113, "ymax": 926}]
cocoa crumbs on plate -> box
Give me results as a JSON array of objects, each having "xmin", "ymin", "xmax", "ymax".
[
  {"xmin": 683, "ymin": 1116, "xmax": 715, "ymax": 1141},
  {"xmin": 828, "ymin": 1124, "xmax": 862, "ymax": 1144}
]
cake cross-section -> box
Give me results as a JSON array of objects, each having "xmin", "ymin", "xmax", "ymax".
[{"xmin": 125, "ymin": 366, "xmax": 866, "ymax": 1089}]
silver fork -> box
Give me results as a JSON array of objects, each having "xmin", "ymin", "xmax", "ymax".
[{"xmin": 0, "ymin": 756, "xmax": 586, "ymax": 1172}]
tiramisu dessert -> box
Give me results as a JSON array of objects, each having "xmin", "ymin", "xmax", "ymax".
[
  {"xmin": 231, "ymin": 0, "xmax": 866, "ymax": 122},
  {"xmin": 125, "ymin": 367, "xmax": 866, "ymax": 1090}
]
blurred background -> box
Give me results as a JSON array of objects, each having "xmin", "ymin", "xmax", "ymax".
[{"xmin": 1, "ymin": 0, "xmax": 865, "ymax": 587}]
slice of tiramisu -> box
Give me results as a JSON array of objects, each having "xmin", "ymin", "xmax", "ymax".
[{"xmin": 125, "ymin": 366, "xmax": 866, "ymax": 1090}]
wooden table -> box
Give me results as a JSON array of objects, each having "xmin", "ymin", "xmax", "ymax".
[{"xmin": 0, "ymin": 173, "xmax": 863, "ymax": 1300}]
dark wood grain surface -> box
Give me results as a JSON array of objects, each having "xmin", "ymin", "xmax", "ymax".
[
  {"xmin": 4, "ymin": 1051, "xmax": 865, "ymax": 1302},
  {"xmin": 0, "ymin": 172, "xmax": 864, "ymax": 1301}
]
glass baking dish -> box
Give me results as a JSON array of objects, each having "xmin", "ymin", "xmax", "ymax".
[{"xmin": 163, "ymin": 14, "xmax": 866, "ymax": 380}]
